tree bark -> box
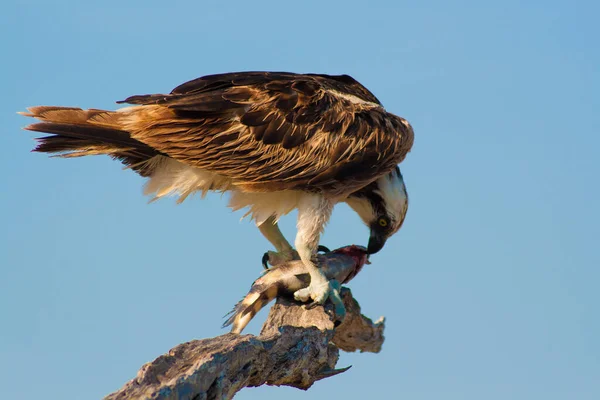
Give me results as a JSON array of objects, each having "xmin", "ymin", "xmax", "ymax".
[{"xmin": 105, "ymin": 288, "xmax": 385, "ymax": 400}]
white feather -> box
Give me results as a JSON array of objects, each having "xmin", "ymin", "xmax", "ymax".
[
  {"xmin": 143, "ymin": 156, "xmax": 231, "ymax": 203},
  {"xmin": 228, "ymin": 190, "xmax": 304, "ymax": 226},
  {"xmin": 344, "ymin": 169, "xmax": 408, "ymax": 231},
  {"xmin": 327, "ymin": 89, "xmax": 380, "ymax": 108},
  {"xmin": 375, "ymin": 170, "xmax": 408, "ymax": 222},
  {"xmin": 144, "ymin": 156, "xmax": 308, "ymax": 225},
  {"xmin": 295, "ymin": 194, "xmax": 333, "ymax": 249}
]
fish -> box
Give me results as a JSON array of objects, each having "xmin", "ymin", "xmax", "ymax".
[{"xmin": 224, "ymin": 245, "xmax": 369, "ymax": 334}]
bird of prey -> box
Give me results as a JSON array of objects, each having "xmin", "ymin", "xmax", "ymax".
[{"xmin": 20, "ymin": 71, "xmax": 414, "ymax": 306}]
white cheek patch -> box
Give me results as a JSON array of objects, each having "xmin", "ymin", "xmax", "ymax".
[{"xmin": 374, "ymin": 172, "xmax": 408, "ymax": 231}]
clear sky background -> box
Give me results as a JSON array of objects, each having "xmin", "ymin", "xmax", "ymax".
[{"xmin": 1, "ymin": 0, "xmax": 598, "ymax": 399}]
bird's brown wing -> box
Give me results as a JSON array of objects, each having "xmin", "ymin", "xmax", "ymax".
[{"xmin": 119, "ymin": 72, "xmax": 414, "ymax": 195}]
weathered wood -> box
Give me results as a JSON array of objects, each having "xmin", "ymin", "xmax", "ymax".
[{"xmin": 105, "ymin": 288, "xmax": 385, "ymax": 400}]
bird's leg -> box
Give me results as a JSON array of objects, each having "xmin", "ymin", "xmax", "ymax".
[
  {"xmin": 258, "ymin": 216, "xmax": 296, "ymax": 268},
  {"xmin": 293, "ymin": 196, "xmax": 334, "ymax": 305}
]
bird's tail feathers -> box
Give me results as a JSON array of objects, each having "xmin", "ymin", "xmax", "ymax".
[{"xmin": 20, "ymin": 106, "xmax": 159, "ymax": 176}]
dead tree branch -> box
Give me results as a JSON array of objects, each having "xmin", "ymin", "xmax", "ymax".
[{"xmin": 105, "ymin": 288, "xmax": 385, "ymax": 400}]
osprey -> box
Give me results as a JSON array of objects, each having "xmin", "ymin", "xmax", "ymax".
[{"xmin": 20, "ymin": 71, "xmax": 413, "ymax": 306}]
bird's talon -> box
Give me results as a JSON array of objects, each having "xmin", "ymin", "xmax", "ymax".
[
  {"xmin": 261, "ymin": 252, "xmax": 270, "ymax": 270},
  {"xmin": 317, "ymin": 245, "xmax": 331, "ymax": 254},
  {"xmin": 261, "ymin": 250, "xmax": 297, "ymax": 268}
]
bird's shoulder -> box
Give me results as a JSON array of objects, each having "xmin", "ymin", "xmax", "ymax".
[{"xmin": 118, "ymin": 71, "xmax": 413, "ymax": 194}]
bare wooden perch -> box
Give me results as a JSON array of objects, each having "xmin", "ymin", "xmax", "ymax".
[{"xmin": 106, "ymin": 288, "xmax": 385, "ymax": 400}]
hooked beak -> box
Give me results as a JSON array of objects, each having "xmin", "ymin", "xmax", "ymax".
[{"xmin": 367, "ymin": 230, "xmax": 386, "ymax": 255}]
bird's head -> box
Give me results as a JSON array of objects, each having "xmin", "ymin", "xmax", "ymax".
[{"xmin": 345, "ymin": 166, "xmax": 409, "ymax": 255}]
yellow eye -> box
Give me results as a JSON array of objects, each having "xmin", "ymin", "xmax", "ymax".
[{"xmin": 378, "ymin": 217, "xmax": 388, "ymax": 227}]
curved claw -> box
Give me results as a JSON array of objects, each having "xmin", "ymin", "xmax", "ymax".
[
  {"xmin": 261, "ymin": 252, "xmax": 270, "ymax": 270},
  {"xmin": 317, "ymin": 245, "xmax": 331, "ymax": 254}
]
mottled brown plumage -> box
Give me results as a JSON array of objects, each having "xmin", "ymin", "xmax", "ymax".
[{"xmin": 23, "ymin": 71, "xmax": 413, "ymax": 197}]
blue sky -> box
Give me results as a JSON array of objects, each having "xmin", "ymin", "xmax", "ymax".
[{"xmin": 1, "ymin": 0, "xmax": 598, "ymax": 399}]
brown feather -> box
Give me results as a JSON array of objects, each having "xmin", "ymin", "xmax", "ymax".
[
  {"xmin": 21, "ymin": 107, "xmax": 161, "ymax": 176},
  {"xmin": 22, "ymin": 71, "xmax": 414, "ymax": 197},
  {"xmin": 119, "ymin": 73, "xmax": 412, "ymax": 195}
]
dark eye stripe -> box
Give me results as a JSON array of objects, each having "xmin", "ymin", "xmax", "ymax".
[
  {"xmin": 372, "ymin": 215, "xmax": 393, "ymax": 234},
  {"xmin": 359, "ymin": 190, "xmax": 386, "ymax": 217},
  {"xmin": 348, "ymin": 180, "xmax": 391, "ymax": 223}
]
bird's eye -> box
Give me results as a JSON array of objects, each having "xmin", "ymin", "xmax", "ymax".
[{"xmin": 378, "ymin": 217, "xmax": 388, "ymax": 227}]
